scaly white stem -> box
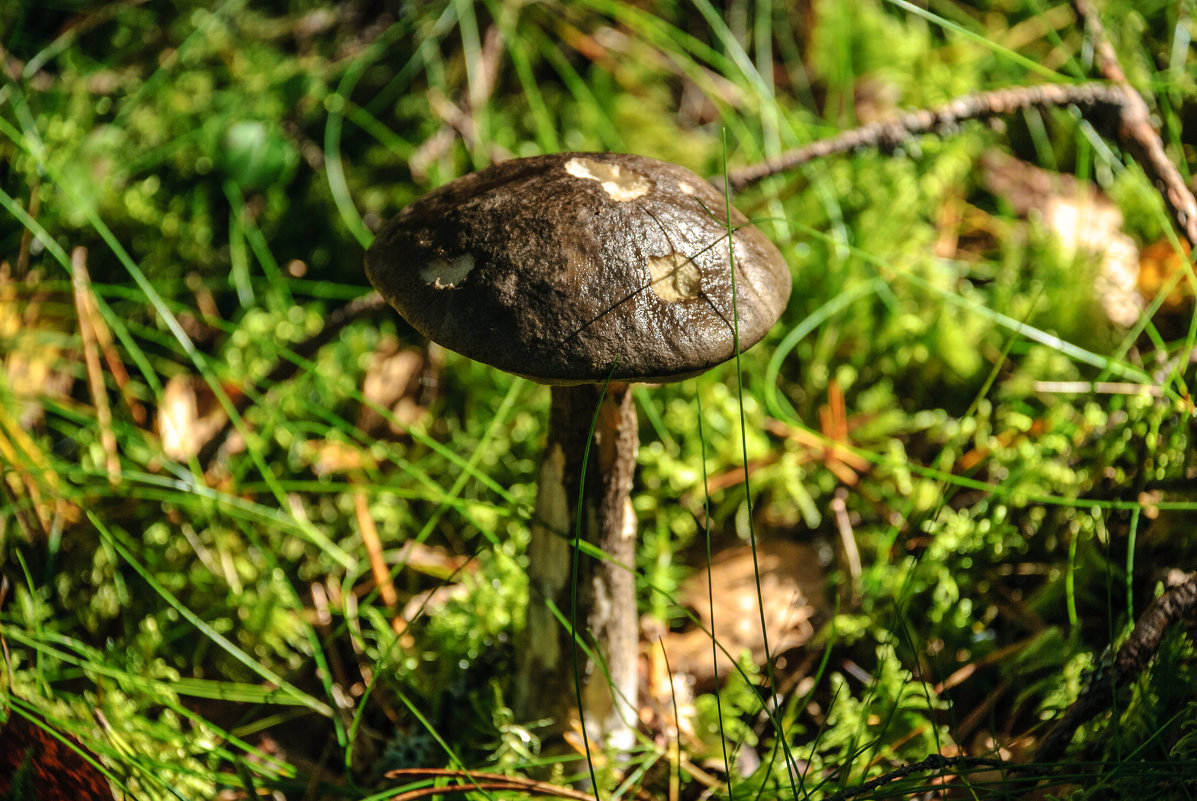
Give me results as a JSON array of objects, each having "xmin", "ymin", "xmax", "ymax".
[{"xmin": 514, "ymin": 382, "xmax": 639, "ymax": 755}]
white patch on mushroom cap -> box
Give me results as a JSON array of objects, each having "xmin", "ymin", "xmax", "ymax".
[
  {"xmin": 677, "ymin": 181, "xmax": 695, "ymax": 195},
  {"xmin": 418, "ymin": 254, "xmax": 474, "ymax": 288},
  {"xmin": 564, "ymin": 157, "xmax": 652, "ymax": 201},
  {"xmin": 647, "ymin": 253, "xmax": 702, "ymax": 302}
]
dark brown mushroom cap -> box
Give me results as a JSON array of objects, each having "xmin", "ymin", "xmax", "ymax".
[{"xmin": 365, "ymin": 152, "xmax": 791, "ymax": 384}]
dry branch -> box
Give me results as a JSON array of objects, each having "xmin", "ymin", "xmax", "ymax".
[
  {"xmin": 1034, "ymin": 572, "xmax": 1197, "ymax": 763},
  {"xmin": 728, "ymin": 76, "xmax": 1197, "ymax": 250},
  {"xmin": 384, "ymin": 768, "xmax": 599, "ymax": 801},
  {"xmin": 725, "ymin": 83, "xmax": 1127, "ymax": 190}
]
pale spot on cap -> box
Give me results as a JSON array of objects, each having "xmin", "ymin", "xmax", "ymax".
[
  {"xmin": 564, "ymin": 157, "xmax": 652, "ymax": 201},
  {"xmin": 419, "ymin": 254, "xmax": 474, "ymax": 289},
  {"xmin": 647, "ymin": 252, "xmax": 702, "ymax": 302}
]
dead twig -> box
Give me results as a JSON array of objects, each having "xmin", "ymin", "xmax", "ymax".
[
  {"xmin": 824, "ymin": 754, "xmax": 1016, "ymax": 801},
  {"xmin": 727, "ymin": 74, "xmax": 1197, "ymax": 251},
  {"xmin": 1033, "ymin": 572, "xmax": 1197, "ymax": 764},
  {"xmin": 1073, "ymin": 0, "xmax": 1197, "ymax": 247},
  {"xmin": 352, "ymin": 486, "xmax": 401, "ymax": 626},
  {"xmin": 724, "ymin": 83, "xmax": 1127, "ymax": 190},
  {"xmin": 384, "ymin": 768, "xmax": 599, "ymax": 801},
  {"xmin": 15, "ymin": 178, "xmax": 38, "ymax": 276}
]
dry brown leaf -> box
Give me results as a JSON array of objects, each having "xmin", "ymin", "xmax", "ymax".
[
  {"xmin": 157, "ymin": 375, "xmax": 239, "ymax": 461},
  {"xmin": 400, "ymin": 583, "xmax": 469, "ymax": 626},
  {"xmin": 980, "ymin": 152, "xmax": 1143, "ymax": 327},
  {"xmin": 301, "ymin": 439, "xmax": 373, "ymax": 475},
  {"xmin": 661, "ymin": 541, "xmax": 824, "ymax": 688},
  {"xmin": 359, "ymin": 336, "xmax": 430, "ymax": 436},
  {"xmin": 393, "ymin": 540, "xmax": 474, "ymax": 581},
  {"xmin": 0, "ymin": 712, "xmax": 115, "ymax": 801},
  {"xmin": 1137, "ymin": 238, "xmax": 1195, "ymax": 312}
]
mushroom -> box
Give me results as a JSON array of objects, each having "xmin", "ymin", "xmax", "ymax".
[{"xmin": 365, "ymin": 152, "xmax": 790, "ymax": 753}]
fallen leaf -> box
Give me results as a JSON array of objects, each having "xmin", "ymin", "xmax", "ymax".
[
  {"xmin": 1137, "ymin": 238, "xmax": 1195, "ymax": 312},
  {"xmin": 157, "ymin": 374, "xmax": 239, "ymax": 461},
  {"xmin": 980, "ymin": 152, "xmax": 1143, "ymax": 327},
  {"xmin": 301, "ymin": 439, "xmax": 373, "ymax": 475},
  {"xmin": 0, "ymin": 710, "xmax": 114, "ymax": 800},
  {"xmin": 359, "ymin": 337, "xmax": 430, "ymax": 436},
  {"xmin": 661, "ymin": 541, "xmax": 824, "ymax": 688}
]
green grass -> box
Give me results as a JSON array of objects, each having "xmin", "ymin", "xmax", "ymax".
[{"xmin": 2, "ymin": 1, "xmax": 1196, "ymax": 798}]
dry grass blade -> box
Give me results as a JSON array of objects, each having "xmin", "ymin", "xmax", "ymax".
[
  {"xmin": 384, "ymin": 768, "xmax": 599, "ymax": 801},
  {"xmin": 71, "ymin": 247, "xmax": 120, "ymax": 484},
  {"xmin": 353, "ymin": 487, "xmax": 400, "ymax": 617},
  {"xmin": 15, "ymin": 179, "xmax": 39, "ymax": 275}
]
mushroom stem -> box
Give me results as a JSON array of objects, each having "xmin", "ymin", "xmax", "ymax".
[{"xmin": 515, "ymin": 382, "xmax": 639, "ymax": 754}]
